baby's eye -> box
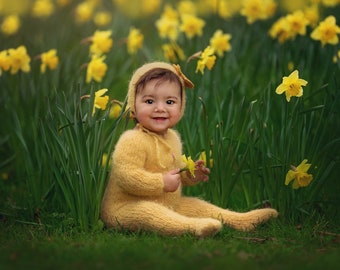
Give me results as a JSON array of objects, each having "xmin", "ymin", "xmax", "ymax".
[
  {"xmin": 145, "ymin": 99, "xmax": 154, "ymax": 104},
  {"xmin": 166, "ymin": 100, "xmax": 175, "ymax": 105}
]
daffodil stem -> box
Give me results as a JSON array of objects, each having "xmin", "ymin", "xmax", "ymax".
[{"xmin": 179, "ymin": 167, "xmax": 188, "ymax": 173}]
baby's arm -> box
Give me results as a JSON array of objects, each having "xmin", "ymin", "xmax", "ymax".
[
  {"xmin": 163, "ymin": 168, "xmax": 181, "ymax": 192},
  {"xmin": 113, "ymin": 132, "xmax": 164, "ymax": 196}
]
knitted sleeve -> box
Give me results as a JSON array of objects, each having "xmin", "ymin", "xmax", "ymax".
[{"xmin": 112, "ymin": 130, "xmax": 164, "ymax": 197}]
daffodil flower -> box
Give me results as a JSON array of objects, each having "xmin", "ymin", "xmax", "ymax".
[
  {"xmin": 109, "ymin": 102, "xmax": 122, "ymax": 119},
  {"xmin": 180, "ymin": 14, "xmax": 205, "ymax": 39},
  {"xmin": 40, "ymin": 49, "xmax": 59, "ymax": 73},
  {"xmin": 195, "ymin": 46, "xmax": 216, "ymax": 74},
  {"xmin": 81, "ymin": 88, "xmax": 110, "ymax": 116},
  {"xmin": 180, "ymin": 154, "xmax": 195, "ymax": 177},
  {"xmin": 32, "ymin": 0, "xmax": 55, "ymax": 18},
  {"xmin": 155, "ymin": 5, "xmax": 180, "ymax": 42},
  {"xmin": 162, "ymin": 42, "xmax": 185, "ymax": 63},
  {"xmin": 209, "ymin": 29, "xmax": 232, "ymax": 57},
  {"xmin": 93, "ymin": 88, "xmax": 109, "ymax": 115},
  {"xmin": 89, "ymin": 30, "xmax": 113, "ymax": 56},
  {"xmin": 8, "ymin": 45, "xmax": 31, "ymax": 74},
  {"xmin": 311, "ymin": 15, "xmax": 340, "ymax": 47},
  {"xmin": 198, "ymin": 151, "xmax": 213, "ymax": 167},
  {"xmin": 240, "ymin": 0, "xmax": 276, "ymax": 24},
  {"xmin": 275, "ymin": 70, "xmax": 308, "ymax": 102},
  {"xmin": 127, "ymin": 27, "xmax": 144, "ymax": 55},
  {"xmin": 1, "ymin": 15, "xmax": 20, "ymax": 36},
  {"xmin": 75, "ymin": 1, "xmax": 94, "ymax": 23},
  {"xmin": 86, "ymin": 54, "xmax": 107, "ymax": 83},
  {"xmin": 285, "ymin": 159, "xmax": 313, "ymax": 189},
  {"xmin": 0, "ymin": 50, "xmax": 10, "ymax": 75},
  {"xmin": 94, "ymin": 11, "xmax": 112, "ymax": 27}
]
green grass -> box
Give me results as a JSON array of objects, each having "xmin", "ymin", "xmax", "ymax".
[{"xmin": 1, "ymin": 217, "xmax": 340, "ymax": 270}]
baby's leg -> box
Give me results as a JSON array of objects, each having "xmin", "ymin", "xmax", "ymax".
[
  {"xmin": 174, "ymin": 197, "xmax": 278, "ymax": 231},
  {"xmin": 101, "ymin": 200, "xmax": 222, "ymax": 237}
]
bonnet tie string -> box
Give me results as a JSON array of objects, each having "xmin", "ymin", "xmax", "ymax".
[{"xmin": 137, "ymin": 124, "xmax": 172, "ymax": 169}]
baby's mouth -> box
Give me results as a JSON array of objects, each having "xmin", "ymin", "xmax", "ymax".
[{"xmin": 153, "ymin": 117, "xmax": 167, "ymax": 121}]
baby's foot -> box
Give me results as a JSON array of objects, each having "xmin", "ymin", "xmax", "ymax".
[
  {"xmin": 223, "ymin": 208, "xmax": 278, "ymax": 231},
  {"xmin": 193, "ymin": 218, "xmax": 222, "ymax": 237}
]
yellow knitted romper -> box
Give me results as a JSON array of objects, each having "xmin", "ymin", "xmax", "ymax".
[{"xmin": 101, "ymin": 62, "xmax": 278, "ymax": 237}]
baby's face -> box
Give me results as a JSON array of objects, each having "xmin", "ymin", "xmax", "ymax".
[{"xmin": 134, "ymin": 79, "xmax": 182, "ymax": 135}]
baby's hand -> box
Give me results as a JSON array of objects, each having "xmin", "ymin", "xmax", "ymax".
[
  {"xmin": 163, "ymin": 168, "xmax": 181, "ymax": 192},
  {"xmin": 189, "ymin": 160, "xmax": 210, "ymax": 182}
]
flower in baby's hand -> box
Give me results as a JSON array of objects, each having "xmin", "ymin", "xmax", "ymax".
[
  {"xmin": 180, "ymin": 154, "xmax": 195, "ymax": 177},
  {"xmin": 285, "ymin": 159, "xmax": 313, "ymax": 189}
]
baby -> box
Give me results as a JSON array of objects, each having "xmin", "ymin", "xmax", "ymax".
[{"xmin": 101, "ymin": 62, "xmax": 278, "ymax": 237}]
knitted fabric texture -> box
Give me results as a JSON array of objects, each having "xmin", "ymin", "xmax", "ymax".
[{"xmin": 100, "ymin": 127, "xmax": 278, "ymax": 237}]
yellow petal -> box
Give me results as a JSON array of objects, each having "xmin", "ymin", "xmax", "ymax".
[
  {"xmin": 275, "ymin": 84, "xmax": 287, "ymax": 94},
  {"xmin": 290, "ymin": 70, "xmax": 299, "ymax": 79},
  {"xmin": 181, "ymin": 154, "xmax": 188, "ymax": 164},
  {"xmin": 296, "ymin": 159, "xmax": 312, "ymax": 173},
  {"xmin": 285, "ymin": 170, "xmax": 296, "ymax": 185},
  {"xmin": 187, "ymin": 156, "xmax": 195, "ymax": 177},
  {"xmin": 95, "ymin": 88, "xmax": 108, "ymax": 97},
  {"xmin": 298, "ymin": 78, "xmax": 308, "ymax": 86},
  {"xmin": 285, "ymin": 91, "xmax": 292, "ymax": 102},
  {"xmin": 292, "ymin": 179, "xmax": 300, "ymax": 189}
]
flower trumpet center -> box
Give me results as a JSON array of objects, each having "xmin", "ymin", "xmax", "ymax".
[
  {"xmin": 288, "ymin": 83, "xmax": 300, "ymax": 96},
  {"xmin": 296, "ymin": 172, "xmax": 313, "ymax": 187}
]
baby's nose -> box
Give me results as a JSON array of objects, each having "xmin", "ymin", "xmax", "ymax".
[{"xmin": 155, "ymin": 102, "xmax": 165, "ymax": 112}]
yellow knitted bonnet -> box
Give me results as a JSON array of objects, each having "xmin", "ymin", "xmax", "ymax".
[{"xmin": 127, "ymin": 61, "xmax": 194, "ymax": 117}]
